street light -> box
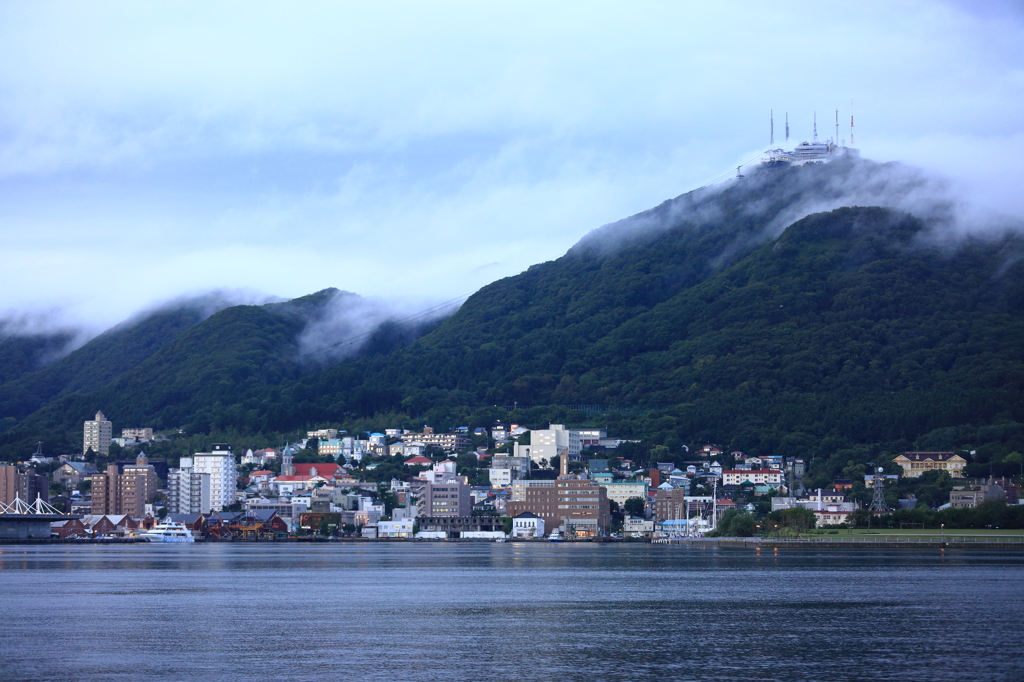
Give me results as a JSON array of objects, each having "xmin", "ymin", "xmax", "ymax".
[{"xmin": 941, "ymin": 523, "xmax": 945, "ymax": 545}]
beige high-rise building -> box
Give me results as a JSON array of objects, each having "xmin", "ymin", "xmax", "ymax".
[{"xmin": 84, "ymin": 411, "xmax": 113, "ymax": 455}]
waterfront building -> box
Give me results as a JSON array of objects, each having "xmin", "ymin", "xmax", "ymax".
[
  {"xmin": 420, "ymin": 481, "xmax": 471, "ymax": 517},
  {"xmin": 505, "ymin": 459, "xmax": 610, "ymax": 538},
  {"xmin": 511, "ymin": 512, "xmax": 544, "ymax": 538},
  {"xmin": 192, "ymin": 444, "xmax": 238, "ymax": 511},
  {"xmin": 0, "ymin": 464, "xmax": 49, "ymax": 505},
  {"xmin": 167, "ymin": 458, "xmax": 212, "ymax": 514},
  {"xmin": 90, "ymin": 455, "xmax": 158, "ymax": 516},
  {"xmin": 377, "ymin": 519, "xmax": 415, "ymax": 538}
]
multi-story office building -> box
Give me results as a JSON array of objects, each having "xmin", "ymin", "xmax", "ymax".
[
  {"xmin": 490, "ymin": 455, "xmax": 531, "ymax": 477},
  {"xmin": 598, "ymin": 479, "xmax": 649, "ymax": 507},
  {"xmin": 167, "ymin": 457, "xmax": 212, "ymax": 514},
  {"xmin": 419, "ymin": 481, "xmax": 471, "ymax": 517},
  {"xmin": 192, "ymin": 444, "xmax": 238, "ymax": 511},
  {"xmin": 506, "ymin": 458, "xmax": 610, "ymax": 537},
  {"xmin": 83, "ymin": 411, "xmax": 113, "ymax": 455},
  {"xmin": 508, "ymin": 479, "xmax": 555, "ymax": 502},
  {"xmin": 0, "ymin": 465, "xmax": 49, "ymax": 506}
]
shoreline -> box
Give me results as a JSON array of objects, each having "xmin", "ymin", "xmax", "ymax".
[{"xmin": 5, "ymin": 535, "xmax": 1024, "ymax": 549}]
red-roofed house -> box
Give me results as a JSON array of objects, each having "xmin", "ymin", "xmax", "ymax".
[
  {"xmin": 249, "ymin": 470, "xmax": 274, "ymax": 485},
  {"xmin": 272, "ymin": 475, "xmax": 324, "ymax": 494},
  {"xmin": 404, "ymin": 456, "xmax": 432, "ymax": 466},
  {"xmin": 292, "ymin": 463, "xmax": 344, "ymax": 479}
]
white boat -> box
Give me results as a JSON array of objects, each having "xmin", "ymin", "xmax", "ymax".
[
  {"xmin": 548, "ymin": 531, "xmax": 563, "ymax": 542},
  {"xmin": 141, "ymin": 521, "xmax": 196, "ymax": 543}
]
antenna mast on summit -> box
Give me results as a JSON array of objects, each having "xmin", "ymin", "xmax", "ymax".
[
  {"xmin": 835, "ymin": 109, "xmax": 839, "ymax": 146},
  {"xmin": 813, "ymin": 112, "xmax": 818, "ymax": 143},
  {"xmin": 785, "ymin": 112, "xmax": 789, "ymax": 143},
  {"xmin": 770, "ymin": 110, "xmax": 774, "ymax": 147},
  {"xmin": 850, "ymin": 96, "xmax": 855, "ymax": 146}
]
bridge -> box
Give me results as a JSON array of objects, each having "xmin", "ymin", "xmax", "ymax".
[{"xmin": 0, "ymin": 496, "xmax": 82, "ymax": 540}]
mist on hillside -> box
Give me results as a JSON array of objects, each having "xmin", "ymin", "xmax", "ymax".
[
  {"xmin": 0, "ymin": 288, "xmax": 278, "ymax": 367},
  {"xmin": 296, "ymin": 290, "xmax": 458, "ymax": 366},
  {"xmin": 571, "ymin": 157, "xmax": 1024, "ymax": 264}
]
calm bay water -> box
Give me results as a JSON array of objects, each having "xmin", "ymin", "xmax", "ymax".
[{"xmin": 1, "ymin": 543, "xmax": 1022, "ymax": 682}]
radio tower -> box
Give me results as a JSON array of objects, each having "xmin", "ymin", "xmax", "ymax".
[
  {"xmin": 835, "ymin": 109, "xmax": 839, "ymax": 145},
  {"xmin": 785, "ymin": 112, "xmax": 789, "ymax": 143},
  {"xmin": 770, "ymin": 109, "xmax": 774, "ymax": 147},
  {"xmin": 850, "ymin": 96, "xmax": 855, "ymax": 146},
  {"xmin": 869, "ymin": 467, "xmax": 888, "ymax": 512},
  {"xmin": 813, "ymin": 112, "xmax": 818, "ymax": 143}
]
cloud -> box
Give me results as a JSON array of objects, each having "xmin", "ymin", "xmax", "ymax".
[
  {"xmin": 296, "ymin": 290, "xmax": 459, "ymax": 365},
  {"xmin": 0, "ymin": 1, "xmax": 1022, "ymax": 333}
]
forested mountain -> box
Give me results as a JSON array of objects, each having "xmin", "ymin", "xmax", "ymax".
[
  {"xmin": 0, "ymin": 304, "xmax": 211, "ymax": 429},
  {"xmin": 0, "ymin": 288, "xmax": 439, "ymax": 455},
  {"xmin": 0, "ymin": 328, "xmax": 75, "ymax": 387},
  {"xmin": 2, "ymin": 158, "xmax": 1023, "ymax": 471}
]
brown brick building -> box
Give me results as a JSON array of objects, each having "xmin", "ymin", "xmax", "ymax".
[
  {"xmin": 654, "ymin": 488, "xmax": 689, "ymax": 521},
  {"xmin": 91, "ymin": 455, "xmax": 159, "ymax": 516},
  {"xmin": 506, "ymin": 479, "xmax": 610, "ymax": 537}
]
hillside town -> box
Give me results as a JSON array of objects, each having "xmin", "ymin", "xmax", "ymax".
[{"xmin": 0, "ymin": 411, "xmax": 1020, "ymax": 541}]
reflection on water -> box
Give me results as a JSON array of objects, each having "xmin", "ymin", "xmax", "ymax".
[{"xmin": 1, "ymin": 543, "xmax": 1022, "ymax": 681}]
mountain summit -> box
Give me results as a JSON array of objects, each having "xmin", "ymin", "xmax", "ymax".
[{"xmin": 2, "ymin": 157, "xmax": 1022, "ymax": 463}]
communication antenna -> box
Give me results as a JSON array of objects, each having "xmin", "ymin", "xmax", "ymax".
[
  {"xmin": 835, "ymin": 109, "xmax": 839, "ymax": 146},
  {"xmin": 770, "ymin": 109, "xmax": 774, "ymax": 147},
  {"xmin": 869, "ymin": 466, "xmax": 888, "ymax": 512},
  {"xmin": 813, "ymin": 112, "xmax": 818, "ymax": 143},
  {"xmin": 785, "ymin": 112, "xmax": 789, "ymax": 143},
  {"xmin": 850, "ymin": 96, "xmax": 855, "ymax": 146}
]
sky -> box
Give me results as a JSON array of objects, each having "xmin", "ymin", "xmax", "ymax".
[{"xmin": 2, "ymin": 0, "xmax": 1023, "ymax": 335}]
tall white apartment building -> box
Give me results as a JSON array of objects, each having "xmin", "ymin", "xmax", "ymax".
[
  {"xmin": 513, "ymin": 424, "xmax": 580, "ymax": 465},
  {"xmin": 83, "ymin": 411, "xmax": 113, "ymax": 455},
  {"xmin": 192, "ymin": 444, "xmax": 238, "ymax": 511},
  {"xmin": 167, "ymin": 457, "xmax": 212, "ymax": 514}
]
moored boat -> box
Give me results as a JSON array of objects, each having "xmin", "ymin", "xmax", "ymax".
[{"xmin": 141, "ymin": 521, "xmax": 196, "ymax": 543}]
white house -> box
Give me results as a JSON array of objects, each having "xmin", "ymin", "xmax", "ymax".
[
  {"xmin": 624, "ymin": 516, "xmax": 655, "ymax": 537},
  {"xmin": 511, "ymin": 512, "xmax": 544, "ymax": 538},
  {"xmin": 378, "ymin": 519, "xmax": 415, "ymax": 538}
]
